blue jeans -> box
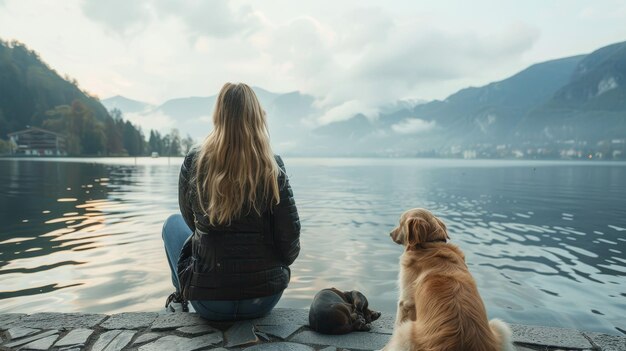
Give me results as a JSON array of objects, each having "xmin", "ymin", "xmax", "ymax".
[{"xmin": 162, "ymin": 214, "xmax": 282, "ymax": 321}]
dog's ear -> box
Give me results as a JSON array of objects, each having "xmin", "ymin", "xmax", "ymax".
[
  {"xmin": 405, "ymin": 217, "xmax": 430, "ymax": 247},
  {"xmin": 435, "ymin": 217, "xmax": 450, "ymax": 240}
]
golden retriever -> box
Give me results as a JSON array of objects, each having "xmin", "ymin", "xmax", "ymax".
[{"xmin": 383, "ymin": 208, "xmax": 514, "ymax": 351}]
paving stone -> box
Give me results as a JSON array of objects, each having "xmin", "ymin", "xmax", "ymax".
[
  {"xmin": 100, "ymin": 312, "xmax": 158, "ymax": 330},
  {"xmin": 54, "ymin": 328, "xmax": 94, "ymax": 348},
  {"xmin": 291, "ymin": 330, "xmax": 390, "ymax": 351},
  {"xmin": 91, "ymin": 329, "xmax": 136, "ymax": 351},
  {"xmin": 253, "ymin": 308, "xmax": 309, "ymax": 327},
  {"xmin": 138, "ymin": 334, "xmax": 223, "ymax": 351},
  {"xmin": 105, "ymin": 330, "xmax": 135, "ymax": 351},
  {"xmin": 584, "ymin": 332, "xmax": 626, "ymax": 351},
  {"xmin": 13, "ymin": 312, "xmax": 106, "ymax": 330},
  {"xmin": 368, "ymin": 314, "xmax": 394, "ymax": 335},
  {"xmin": 133, "ymin": 332, "xmax": 161, "ymax": 345},
  {"xmin": 225, "ymin": 321, "xmax": 258, "ymax": 348},
  {"xmin": 5, "ymin": 326, "xmax": 41, "ymax": 340},
  {"xmin": 256, "ymin": 324, "xmax": 302, "ymax": 340},
  {"xmin": 20, "ymin": 334, "xmax": 59, "ymax": 350},
  {"xmin": 2, "ymin": 330, "xmax": 58, "ymax": 349},
  {"xmin": 243, "ymin": 342, "xmax": 315, "ymax": 351},
  {"xmin": 0, "ymin": 314, "xmax": 26, "ymax": 330},
  {"xmin": 151, "ymin": 313, "xmax": 207, "ymax": 330},
  {"xmin": 176, "ymin": 324, "xmax": 219, "ymax": 336},
  {"xmin": 92, "ymin": 330, "xmax": 122, "ymax": 351},
  {"xmin": 510, "ymin": 324, "xmax": 593, "ymax": 349},
  {"xmin": 256, "ymin": 331, "xmax": 270, "ymax": 341},
  {"xmin": 0, "ymin": 309, "xmax": 618, "ymax": 351}
]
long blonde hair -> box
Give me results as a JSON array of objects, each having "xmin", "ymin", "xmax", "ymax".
[{"xmin": 195, "ymin": 83, "xmax": 280, "ymax": 226}]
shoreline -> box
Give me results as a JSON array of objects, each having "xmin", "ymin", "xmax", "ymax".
[
  {"xmin": 2, "ymin": 155, "xmax": 626, "ymax": 162},
  {"xmin": 1, "ymin": 308, "xmax": 624, "ymax": 351}
]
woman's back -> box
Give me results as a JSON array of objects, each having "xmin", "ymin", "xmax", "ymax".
[
  {"xmin": 177, "ymin": 149, "xmax": 300, "ymax": 300},
  {"xmin": 162, "ymin": 82, "xmax": 300, "ymax": 320}
]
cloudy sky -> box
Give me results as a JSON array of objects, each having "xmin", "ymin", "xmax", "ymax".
[{"xmin": 1, "ymin": 0, "xmax": 626, "ymax": 125}]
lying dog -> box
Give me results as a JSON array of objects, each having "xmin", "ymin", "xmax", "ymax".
[
  {"xmin": 309, "ymin": 288, "xmax": 381, "ymax": 334},
  {"xmin": 384, "ymin": 208, "xmax": 514, "ymax": 351}
]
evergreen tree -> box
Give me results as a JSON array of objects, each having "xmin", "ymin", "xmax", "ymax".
[
  {"xmin": 123, "ymin": 121, "xmax": 141, "ymax": 156},
  {"xmin": 169, "ymin": 129, "xmax": 181, "ymax": 156},
  {"xmin": 161, "ymin": 134, "xmax": 171, "ymax": 156},
  {"xmin": 105, "ymin": 116, "xmax": 123, "ymax": 155},
  {"xmin": 182, "ymin": 134, "xmax": 195, "ymax": 154},
  {"xmin": 148, "ymin": 130, "xmax": 162, "ymax": 154}
]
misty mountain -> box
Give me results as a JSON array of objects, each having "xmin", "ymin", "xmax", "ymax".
[
  {"xmin": 103, "ymin": 40, "xmax": 626, "ymax": 157},
  {"xmin": 102, "ymin": 89, "xmax": 428, "ymax": 155},
  {"xmin": 102, "ymin": 95, "xmax": 154, "ymax": 114},
  {"xmin": 385, "ymin": 54, "xmax": 585, "ymax": 145},
  {"xmin": 518, "ymin": 41, "xmax": 626, "ymax": 142},
  {"xmin": 103, "ymin": 87, "xmax": 322, "ymax": 154},
  {"xmin": 549, "ymin": 41, "xmax": 626, "ymax": 111},
  {"xmin": 306, "ymin": 54, "xmax": 586, "ymax": 154},
  {"xmin": 310, "ymin": 41, "xmax": 625, "ymax": 156}
]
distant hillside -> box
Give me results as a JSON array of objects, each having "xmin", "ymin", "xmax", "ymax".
[
  {"xmin": 309, "ymin": 41, "xmax": 625, "ymax": 157},
  {"xmin": 0, "ymin": 40, "xmax": 111, "ymax": 136},
  {"xmin": 102, "ymin": 87, "xmax": 322, "ymax": 154},
  {"xmin": 419, "ymin": 54, "xmax": 585, "ymax": 142},
  {"xmin": 549, "ymin": 41, "xmax": 626, "ymax": 111},
  {"xmin": 103, "ymin": 40, "xmax": 626, "ymax": 158},
  {"xmin": 100, "ymin": 95, "xmax": 154, "ymax": 114},
  {"xmin": 301, "ymin": 56, "xmax": 574, "ymax": 155},
  {"xmin": 0, "ymin": 39, "xmax": 145, "ymax": 156},
  {"xmin": 518, "ymin": 41, "xmax": 626, "ymax": 142}
]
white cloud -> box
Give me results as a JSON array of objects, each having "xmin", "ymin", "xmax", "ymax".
[
  {"xmin": 251, "ymin": 15, "xmax": 538, "ymax": 125},
  {"xmin": 392, "ymin": 118, "xmax": 436, "ymax": 134},
  {"xmin": 3, "ymin": 0, "xmax": 625, "ymax": 128},
  {"xmin": 318, "ymin": 100, "xmax": 377, "ymax": 125},
  {"xmin": 81, "ymin": 0, "xmax": 259, "ymax": 38},
  {"xmin": 124, "ymin": 111, "xmax": 176, "ymax": 134},
  {"xmin": 81, "ymin": 0, "xmax": 150, "ymax": 35}
]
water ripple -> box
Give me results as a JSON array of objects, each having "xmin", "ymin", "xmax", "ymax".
[{"xmin": 0, "ymin": 157, "xmax": 624, "ymax": 335}]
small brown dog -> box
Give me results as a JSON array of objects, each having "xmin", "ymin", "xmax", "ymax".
[
  {"xmin": 383, "ymin": 208, "xmax": 513, "ymax": 351},
  {"xmin": 309, "ymin": 288, "xmax": 381, "ymax": 334}
]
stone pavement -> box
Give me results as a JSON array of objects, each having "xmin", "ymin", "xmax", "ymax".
[{"xmin": 0, "ymin": 308, "xmax": 624, "ymax": 350}]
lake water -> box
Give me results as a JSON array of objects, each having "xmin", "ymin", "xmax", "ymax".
[{"xmin": 0, "ymin": 157, "xmax": 624, "ymax": 335}]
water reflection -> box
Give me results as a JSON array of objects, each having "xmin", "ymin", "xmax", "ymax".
[{"xmin": 0, "ymin": 158, "xmax": 624, "ymax": 335}]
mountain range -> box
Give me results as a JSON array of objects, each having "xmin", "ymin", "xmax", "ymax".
[{"xmin": 103, "ymin": 41, "xmax": 626, "ymax": 157}]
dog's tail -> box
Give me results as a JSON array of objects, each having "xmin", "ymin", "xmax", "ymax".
[{"xmin": 489, "ymin": 319, "xmax": 515, "ymax": 351}]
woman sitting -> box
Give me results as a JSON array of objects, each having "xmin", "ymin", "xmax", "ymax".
[{"xmin": 162, "ymin": 82, "xmax": 301, "ymax": 321}]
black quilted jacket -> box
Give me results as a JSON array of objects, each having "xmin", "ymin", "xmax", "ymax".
[{"xmin": 177, "ymin": 150, "xmax": 301, "ymax": 300}]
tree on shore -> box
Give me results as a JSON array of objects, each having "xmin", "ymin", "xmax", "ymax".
[
  {"xmin": 182, "ymin": 134, "xmax": 195, "ymax": 154},
  {"xmin": 148, "ymin": 128, "xmax": 187, "ymax": 156},
  {"xmin": 105, "ymin": 111, "xmax": 124, "ymax": 155}
]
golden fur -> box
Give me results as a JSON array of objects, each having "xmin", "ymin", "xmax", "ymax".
[{"xmin": 384, "ymin": 208, "xmax": 513, "ymax": 351}]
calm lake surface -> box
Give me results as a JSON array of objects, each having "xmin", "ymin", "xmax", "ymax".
[{"xmin": 0, "ymin": 157, "xmax": 624, "ymax": 334}]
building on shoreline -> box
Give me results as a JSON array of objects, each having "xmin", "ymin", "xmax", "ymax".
[{"xmin": 7, "ymin": 126, "xmax": 67, "ymax": 156}]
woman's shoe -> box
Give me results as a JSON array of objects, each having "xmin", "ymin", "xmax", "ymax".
[{"xmin": 165, "ymin": 291, "xmax": 189, "ymax": 312}]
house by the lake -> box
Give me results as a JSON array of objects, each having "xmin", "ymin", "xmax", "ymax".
[{"xmin": 7, "ymin": 126, "xmax": 67, "ymax": 156}]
